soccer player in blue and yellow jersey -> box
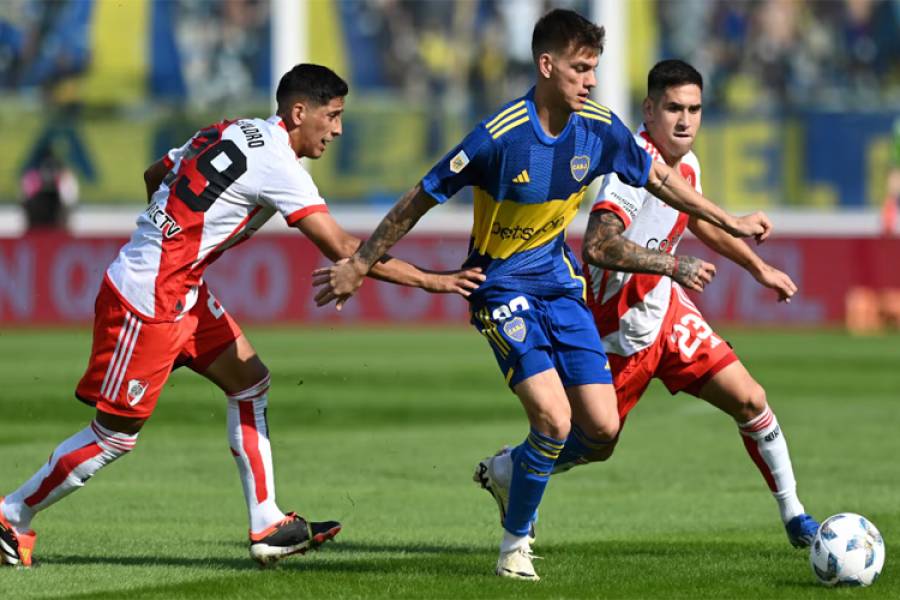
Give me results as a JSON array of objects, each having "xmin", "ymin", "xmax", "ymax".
[{"xmin": 314, "ymin": 9, "xmax": 772, "ymax": 580}]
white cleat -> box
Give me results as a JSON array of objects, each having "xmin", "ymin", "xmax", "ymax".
[
  {"xmin": 473, "ymin": 447, "xmax": 536, "ymax": 543},
  {"xmin": 495, "ymin": 546, "xmax": 541, "ymax": 581}
]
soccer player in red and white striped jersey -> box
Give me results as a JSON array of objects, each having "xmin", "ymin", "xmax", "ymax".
[
  {"xmin": 0, "ymin": 64, "xmax": 483, "ymax": 568},
  {"xmin": 575, "ymin": 60, "xmax": 819, "ymax": 547}
]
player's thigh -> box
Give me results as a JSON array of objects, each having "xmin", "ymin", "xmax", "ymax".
[
  {"xmin": 657, "ymin": 286, "xmax": 740, "ymax": 398},
  {"xmin": 566, "ymin": 383, "xmax": 619, "ymax": 441},
  {"xmin": 697, "ymin": 360, "xmax": 767, "ymax": 422},
  {"xmin": 186, "ymin": 285, "xmax": 268, "ymax": 394},
  {"xmin": 199, "ymin": 334, "xmax": 269, "ymax": 395},
  {"xmin": 512, "ymin": 368, "xmax": 572, "ymax": 439}
]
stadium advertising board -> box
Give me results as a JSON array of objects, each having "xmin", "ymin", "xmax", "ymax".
[{"xmin": 1, "ymin": 233, "xmax": 898, "ymax": 326}]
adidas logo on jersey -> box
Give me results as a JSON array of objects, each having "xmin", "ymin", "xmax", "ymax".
[{"xmin": 512, "ymin": 170, "xmax": 530, "ymax": 184}]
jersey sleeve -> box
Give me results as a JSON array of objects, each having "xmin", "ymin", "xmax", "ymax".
[
  {"xmin": 420, "ymin": 125, "xmax": 494, "ymax": 203},
  {"xmin": 161, "ymin": 138, "xmax": 194, "ymax": 169},
  {"xmin": 591, "ymin": 172, "xmax": 647, "ymax": 228},
  {"xmin": 259, "ymin": 159, "xmax": 328, "ymax": 226},
  {"xmin": 599, "ymin": 113, "xmax": 653, "ymax": 188}
]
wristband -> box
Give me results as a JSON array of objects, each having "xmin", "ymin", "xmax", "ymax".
[{"xmin": 670, "ymin": 255, "xmax": 679, "ymax": 278}]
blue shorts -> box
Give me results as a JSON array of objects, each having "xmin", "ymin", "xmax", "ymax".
[{"xmin": 469, "ymin": 290, "xmax": 612, "ymax": 388}]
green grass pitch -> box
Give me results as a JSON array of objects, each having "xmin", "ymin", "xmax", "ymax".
[{"xmin": 1, "ymin": 326, "xmax": 898, "ymax": 598}]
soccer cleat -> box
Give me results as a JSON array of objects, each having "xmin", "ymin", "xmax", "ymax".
[
  {"xmin": 0, "ymin": 498, "xmax": 37, "ymax": 568},
  {"xmin": 785, "ymin": 513, "xmax": 820, "ymax": 548},
  {"xmin": 473, "ymin": 447, "xmax": 536, "ymax": 542},
  {"xmin": 496, "ymin": 546, "xmax": 541, "ymax": 581},
  {"xmin": 248, "ymin": 512, "xmax": 341, "ymax": 566}
]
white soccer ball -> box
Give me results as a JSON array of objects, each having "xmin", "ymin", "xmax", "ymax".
[{"xmin": 810, "ymin": 513, "xmax": 885, "ymax": 587}]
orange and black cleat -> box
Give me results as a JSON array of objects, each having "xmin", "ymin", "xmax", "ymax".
[
  {"xmin": 248, "ymin": 512, "xmax": 341, "ymax": 566},
  {"xmin": 0, "ymin": 498, "xmax": 37, "ymax": 568}
]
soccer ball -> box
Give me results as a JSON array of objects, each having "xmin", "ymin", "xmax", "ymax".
[{"xmin": 809, "ymin": 513, "xmax": 885, "ymax": 587}]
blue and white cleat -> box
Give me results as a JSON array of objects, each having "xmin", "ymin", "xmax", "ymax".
[{"xmin": 785, "ymin": 513, "xmax": 820, "ymax": 548}]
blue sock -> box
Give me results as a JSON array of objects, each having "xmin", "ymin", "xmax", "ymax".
[
  {"xmin": 504, "ymin": 428, "xmax": 565, "ymax": 536},
  {"xmin": 553, "ymin": 423, "xmax": 613, "ymax": 473}
]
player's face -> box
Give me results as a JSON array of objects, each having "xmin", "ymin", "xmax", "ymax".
[
  {"xmin": 643, "ymin": 84, "xmax": 702, "ymax": 162},
  {"xmin": 297, "ymin": 96, "xmax": 345, "ymax": 159},
  {"xmin": 547, "ymin": 44, "xmax": 598, "ymax": 112}
]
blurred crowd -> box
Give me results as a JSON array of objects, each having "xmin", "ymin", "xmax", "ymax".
[{"xmin": 658, "ymin": 0, "xmax": 900, "ymax": 112}]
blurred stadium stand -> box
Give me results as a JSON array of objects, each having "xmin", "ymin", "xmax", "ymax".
[{"xmin": 0, "ymin": 0, "xmax": 898, "ymax": 329}]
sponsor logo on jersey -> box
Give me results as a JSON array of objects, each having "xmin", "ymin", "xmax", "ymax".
[
  {"xmin": 449, "ymin": 150, "xmax": 469, "ymax": 173},
  {"xmin": 503, "ymin": 317, "xmax": 527, "ymax": 342},
  {"xmin": 570, "ymin": 155, "xmax": 590, "ymax": 182},
  {"xmin": 608, "ymin": 190, "xmax": 641, "ymax": 219},
  {"xmin": 126, "ymin": 379, "xmax": 149, "ymax": 407},
  {"xmin": 764, "ymin": 425, "xmax": 781, "ymax": 442},
  {"xmin": 490, "ymin": 214, "xmax": 565, "ymax": 241},
  {"xmin": 144, "ymin": 204, "xmax": 183, "ymax": 239},
  {"xmin": 646, "ymin": 232, "xmax": 683, "ymax": 252}
]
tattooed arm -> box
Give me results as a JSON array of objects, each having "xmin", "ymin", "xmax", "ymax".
[
  {"xmin": 582, "ymin": 210, "xmax": 717, "ymax": 293},
  {"xmin": 312, "ymin": 183, "xmax": 439, "ymax": 309}
]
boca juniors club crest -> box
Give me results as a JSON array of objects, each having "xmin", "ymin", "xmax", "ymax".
[
  {"xmin": 503, "ymin": 317, "xmax": 527, "ymax": 343},
  {"xmin": 126, "ymin": 379, "xmax": 149, "ymax": 406},
  {"xmin": 570, "ymin": 155, "xmax": 590, "ymax": 182}
]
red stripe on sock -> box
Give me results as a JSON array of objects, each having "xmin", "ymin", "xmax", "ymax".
[
  {"xmin": 238, "ymin": 401, "xmax": 268, "ymax": 503},
  {"xmin": 740, "ymin": 408, "xmax": 774, "ymax": 434},
  {"xmin": 741, "ymin": 435, "xmax": 777, "ymax": 492},
  {"xmin": 25, "ymin": 443, "xmax": 104, "ymax": 506}
]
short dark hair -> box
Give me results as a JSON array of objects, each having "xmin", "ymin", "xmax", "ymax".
[
  {"xmin": 532, "ymin": 9, "xmax": 605, "ymax": 60},
  {"xmin": 276, "ymin": 64, "xmax": 348, "ymax": 109},
  {"xmin": 647, "ymin": 60, "xmax": 703, "ymax": 100}
]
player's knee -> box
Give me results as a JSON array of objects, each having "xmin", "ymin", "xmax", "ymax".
[
  {"xmin": 734, "ymin": 383, "xmax": 767, "ymax": 422},
  {"xmin": 531, "ymin": 411, "xmax": 571, "ymax": 440}
]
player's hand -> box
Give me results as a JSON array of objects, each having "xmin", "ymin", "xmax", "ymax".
[
  {"xmin": 312, "ymin": 257, "xmax": 368, "ymax": 310},
  {"xmin": 671, "ymin": 255, "xmax": 716, "ymax": 293},
  {"xmin": 753, "ymin": 264, "xmax": 798, "ymax": 303},
  {"xmin": 422, "ymin": 267, "xmax": 485, "ymax": 297},
  {"xmin": 728, "ymin": 211, "xmax": 773, "ymax": 243}
]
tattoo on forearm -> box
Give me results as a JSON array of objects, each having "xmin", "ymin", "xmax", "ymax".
[
  {"xmin": 357, "ymin": 188, "xmax": 425, "ymax": 267},
  {"xmin": 585, "ymin": 212, "xmax": 674, "ymax": 276}
]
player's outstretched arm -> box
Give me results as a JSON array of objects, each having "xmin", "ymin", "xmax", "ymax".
[
  {"xmin": 583, "ymin": 210, "xmax": 716, "ymax": 293},
  {"xmin": 645, "ymin": 162, "xmax": 772, "ymax": 242},
  {"xmin": 688, "ymin": 217, "xmax": 797, "ymax": 302},
  {"xmin": 297, "ymin": 209, "xmax": 482, "ymax": 300}
]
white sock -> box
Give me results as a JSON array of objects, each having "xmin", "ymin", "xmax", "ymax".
[
  {"xmin": 227, "ymin": 374, "xmax": 285, "ymax": 534},
  {"xmin": 2, "ymin": 420, "xmax": 137, "ymax": 532},
  {"xmin": 738, "ymin": 405, "xmax": 805, "ymax": 523},
  {"xmin": 500, "ymin": 530, "xmax": 531, "ymax": 553}
]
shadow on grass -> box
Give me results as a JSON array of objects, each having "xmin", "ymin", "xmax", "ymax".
[{"xmin": 35, "ymin": 538, "xmax": 828, "ymax": 599}]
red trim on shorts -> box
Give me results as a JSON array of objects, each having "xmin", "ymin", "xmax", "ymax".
[
  {"xmin": 285, "ymin": 204, "xmax": 328, "ymax": 226},
  {"xmin": 239, "ymin": 402, "xmax": 268, "ymax": 503},
  {"xmin": 681, "ymin": 352, "xmax": 739, "ymax": 397},
  {"xmin": 591, "ymin": 201, "xmax": 631, "ymax": 228},
  {"xmin": 25, "ymin": 443, "xmax": 104, "ymax": 507}
]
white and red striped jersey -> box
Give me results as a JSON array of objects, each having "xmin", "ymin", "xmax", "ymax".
[
  {"xmin": 106, "ymin": 116, "xmax": 326, "ymax": 321},
  {"xmin": 586, "ymin": 126, "xmax": 702, "ymax": 357}
]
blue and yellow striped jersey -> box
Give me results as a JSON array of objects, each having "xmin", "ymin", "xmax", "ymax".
[{"xmin": 421, "ymin": 87, "xmax": 651, "ymax": 300}]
